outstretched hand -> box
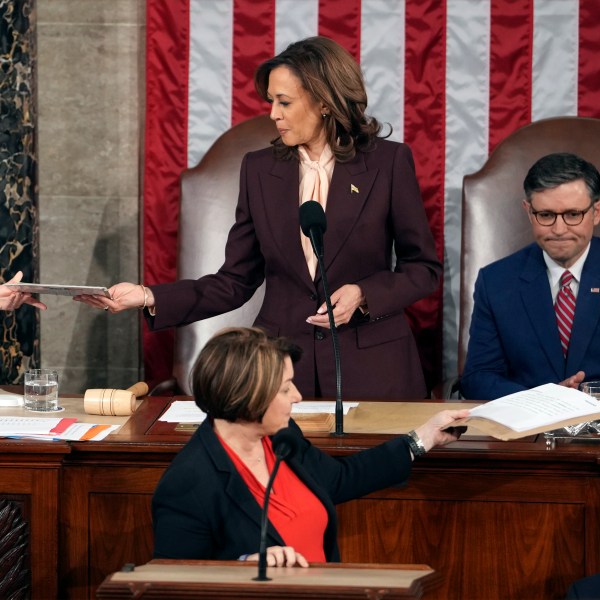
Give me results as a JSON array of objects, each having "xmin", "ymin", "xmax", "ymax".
[
  {"xmin": 0, "ymin": 271, "xmax": 47, "ymax": 311},
  {"xmin": 414, "ymin": 408, "xmax": 471, "ymax": 452},
  {"xmin": 73, "ymin": 282, "xmax": 154, "ymax": 313}
]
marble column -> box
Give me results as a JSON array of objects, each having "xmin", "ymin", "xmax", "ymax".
[{"xmin": 0, "ymin": 0, "xmax": 39, "ymax": 383}]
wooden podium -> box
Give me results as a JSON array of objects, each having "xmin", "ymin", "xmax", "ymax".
[{"xmin": 95, "ymin": 560, "xmax": 441, "ymax": 599}]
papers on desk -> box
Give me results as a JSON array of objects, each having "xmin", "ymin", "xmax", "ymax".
[
  {"xmin": 159, "ymin": 400, "xmax": 359, "ymax": 424},
  {"xmin": 0, "ymin": 416, "xmax": 120, "ymax": 441},
  {"xmin": 160, "ymin": 401, "xmax": 207, "ymax": 423},
  {"xmin": 0, "ymin": 391, "xmax": 24, "ymax": 407},
  {"xmin": 292, "ymin": 401, "xmax": 358, "ymax": 415}
]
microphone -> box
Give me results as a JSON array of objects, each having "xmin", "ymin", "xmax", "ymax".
[
  {"xmin": 254, "ymin": 428, "xmax": 300, "ymax": 581},
  {"xmin": 299, "ymin": 201, "xmax": 344, "ymax": 437},
  {"xmin": 299, "ymin": 200, "xmax": 327, "ymax": 258}
]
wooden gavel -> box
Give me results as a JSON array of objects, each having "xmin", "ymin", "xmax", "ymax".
[{"xmin": 84, "ymin": 382, "xmax": 149, "ymax": 416}]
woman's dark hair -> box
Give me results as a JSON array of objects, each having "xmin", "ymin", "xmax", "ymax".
[
  {"xmin": 254, "ymin": 36, "xmax": 386, "ymax": 162},
  {"xmin": 524, "ymin": 152, "xmax": 600, "ymax": 203},
  {"xmin": 190, "ymin": 327, "xmax": 302, "ymax": 423}
]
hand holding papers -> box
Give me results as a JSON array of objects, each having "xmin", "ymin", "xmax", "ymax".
[{"xmin": 457, "ymin": 383, "xmax": 600, "ymax": 440}]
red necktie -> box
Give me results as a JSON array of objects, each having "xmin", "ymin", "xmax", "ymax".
[{"xmin": 555, "ymin": 270, "xmax": 576, "ymax": 356}]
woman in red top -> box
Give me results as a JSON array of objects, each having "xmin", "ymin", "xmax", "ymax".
[{"xmin": 152, "ymin": 327, "xmax": 468, "ymax": 567}]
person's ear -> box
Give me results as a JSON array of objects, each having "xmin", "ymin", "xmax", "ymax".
[
  {"xmin": 522, "ymin": 199, "xmax": 533, "ymax": 221},
  {"xmin": 592, "ymin": 201, "xmax": 600, "ymax": 226}
]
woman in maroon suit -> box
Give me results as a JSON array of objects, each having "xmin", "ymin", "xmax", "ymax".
[{"xmin": 76, "ymin": 37, "xmax": 441, "ymax": 400}]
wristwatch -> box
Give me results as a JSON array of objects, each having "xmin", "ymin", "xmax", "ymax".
[{"xmin": 406, "ymin": 430, "xmax": 427, "ymax": 457}]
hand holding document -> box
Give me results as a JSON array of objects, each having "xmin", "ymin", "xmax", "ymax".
[{"xmin": 457, "ymin": 383, "xmax": 600, "ymax": 440}]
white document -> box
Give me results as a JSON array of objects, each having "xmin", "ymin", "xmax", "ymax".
[
  {"xmin": 4, "ymin": 283, "xmax": 111, "ymax": 297},
  {"xmin": 468, "ymin": 383, "xmax": 600, "ymax": 432},
  {"xmin": 0, "ymin": 390, "xmax": 23, "ymax": 407},
  {"xmin": 291, "ymin": 401, "xmax": 359, "ymax": 415},
  {"xmin": 0, "ymin": 417, "xmax": 63, "ymax": 435},
  {"xmin": 159, "ymin": 401, "xmax": 207, "ymax": 423}
]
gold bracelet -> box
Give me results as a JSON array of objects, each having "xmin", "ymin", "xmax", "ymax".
[{"xmin": 140, "ymin": 285, "xmax": 148, "ymax": 310}]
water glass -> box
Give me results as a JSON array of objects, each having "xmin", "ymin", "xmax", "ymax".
[
  {"xmin": 578, "ymin": 381, "xmax": 600, "ymax": 434},
  {"xmin": 579, "ymin": 381, "xmax": 600, "ymax": 399},
  {"xmin": 24, "ymin": 369, "xmax": 60, "ymax": 412}
]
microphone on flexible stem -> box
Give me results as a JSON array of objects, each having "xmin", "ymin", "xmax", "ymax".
[
  {"xmin": 299, "ymin": 200, "xmax": 344, "ymax": 437},
  {"xmin": 254, "ymin": 428, "xmax": 299, "ymax": 581}
]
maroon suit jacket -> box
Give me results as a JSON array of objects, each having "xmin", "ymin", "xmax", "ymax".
[{"xmin": 149, "ymin": 139, "xmax": 441, "ymax": 399}]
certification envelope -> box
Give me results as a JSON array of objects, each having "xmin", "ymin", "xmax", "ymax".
[{"xmin": 5, "ymin": 284, "xmax": 111, "ymax": 298}]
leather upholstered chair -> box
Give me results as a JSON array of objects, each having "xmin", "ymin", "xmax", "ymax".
[
  {"xmin": 166, "ymin": 115, "xmax": 277, "ymax": 395},
  {"xmin": 452, "ymin": 116, "xmax": 600, "ymax": 395}
]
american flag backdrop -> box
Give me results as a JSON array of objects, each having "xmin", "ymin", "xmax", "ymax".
[{"xmin": 143, "ymin": 0, "xmax": 600, "ymax": 390}]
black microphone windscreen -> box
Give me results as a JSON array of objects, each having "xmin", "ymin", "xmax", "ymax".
[
  {"xmin": 299, "ymin": 200, "xmax": 327, "ymax": 238},
  {"xmin": 272, "ymin": 427, "xmax": 300, "ymax": 460}
]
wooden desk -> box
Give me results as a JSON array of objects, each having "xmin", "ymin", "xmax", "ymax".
[
  {"xmin": 96, "ymin": 560, "xmax": 440, "ymax": 599},
  {"xmin": 2, "ymin": 395, "xmax": 600, "ymax": 599}
]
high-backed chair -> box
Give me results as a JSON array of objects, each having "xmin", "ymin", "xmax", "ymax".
[
  {"xmin": 170, "ymin": 115, "xmax": 276, "ymax": 394},
  {"xmin": 455, "ymin": 116, "xmax": 600, "ymax": 390}
]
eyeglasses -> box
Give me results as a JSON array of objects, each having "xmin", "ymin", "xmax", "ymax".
[{"xmin": 529, "ymin": 202, "xmax": 595, "ymax": 226}]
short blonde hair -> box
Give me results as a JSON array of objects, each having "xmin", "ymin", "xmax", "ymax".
[{"xmin": 191, "ymin": 327, "xmax": 302, "ymax": 422}]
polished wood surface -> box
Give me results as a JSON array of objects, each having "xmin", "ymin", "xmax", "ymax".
[
  {"xmin": 96, "ymin": 560, "xmax": 440, "ymax": 599},
  {"xmin": 2, "ymin": 394, "xmax": 600, "ymax": 598}
]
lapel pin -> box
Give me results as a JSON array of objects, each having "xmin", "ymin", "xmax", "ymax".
[
  {"xmin": 350, "ymin": 184, "xmax": 359, "ymax": 194},
  {"xmin": 591, "ymin": 288, "xmax": 600, "ymax": 293}
]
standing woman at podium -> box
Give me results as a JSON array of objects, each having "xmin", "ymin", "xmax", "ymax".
[
  {"xmin": 152, "ymin": 327, "xmax": 468, "ymax": 565},
  {"xmin": 75, "ymin": 36, "xmax": 441, "ymax": 400}
]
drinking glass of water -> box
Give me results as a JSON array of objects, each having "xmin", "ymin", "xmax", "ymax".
[
  {"xmin": 577, "ymin": 381, "xmax": 600, "ymax": 434},
  {"xmin": 24, "ymin": 369, "xmax": 60, "ymax": 412}
]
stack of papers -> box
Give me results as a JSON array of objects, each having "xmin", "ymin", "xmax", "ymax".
[{"xmin": 0, "ymin": 417, "xmax": 120, "ymax": 441}]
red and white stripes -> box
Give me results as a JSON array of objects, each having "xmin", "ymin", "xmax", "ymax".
[{"xmin": 143, "ymin": 0, "xmax": 600, "ymax": 387}]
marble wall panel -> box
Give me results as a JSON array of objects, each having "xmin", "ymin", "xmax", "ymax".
[
  {"xmin": 36, "ymin": 0, "xmax": 145, "ymax": 392},
  {"xmin": 0, "ymin": 0, "xmax": 40, "ymax": 383}
]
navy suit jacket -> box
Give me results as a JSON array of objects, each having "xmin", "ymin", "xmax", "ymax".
[
  {"xmin": 148, "ymin": 140, "xmax": 441, "ymax": 399},
  {"xmin": 461, "ymin": 237, "xmax": 600, "ymax": 400},
  {"xmin": 152, "ymin": 419, "xmax": 413, "ymax": 561}
]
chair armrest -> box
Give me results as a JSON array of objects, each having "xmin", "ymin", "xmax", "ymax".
[{"xmin": 149, "ymin": 377, "xmax": 183, "ymax": 397}]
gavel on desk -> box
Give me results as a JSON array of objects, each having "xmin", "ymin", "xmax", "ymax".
[{"xmin": 84, "ymin": 382, "xmax": 149, "ymax": 416}]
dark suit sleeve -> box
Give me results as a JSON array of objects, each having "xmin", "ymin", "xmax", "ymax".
[
  {"xmin": 460, "ymin": 269, "xmax": 528, "ymax": 400},
  {"xmin": 356, "ymin": 144, "xmax": 441, "ymax": 318},
  {"xmin": 290, "ymin": 421, "xmax": 414, "ymax": 503},
  {"xmin": 148, "ymin": 152, "xmax": 265, "ymax": 330}
]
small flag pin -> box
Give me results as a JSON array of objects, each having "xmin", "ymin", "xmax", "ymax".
[
  {"xmin": 591, "ymin": 288, "xmax": 600, "ymax": 293},
  {"xmin": 350, "ymin": 184, "xmax": 359, "ymax": 194}
]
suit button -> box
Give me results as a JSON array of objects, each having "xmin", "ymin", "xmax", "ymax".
[
  {"xmin": 310, "ymin": 294, "xmax": 317, "ymax": 301},
  {"xmin": 315, "ymin": 330, "xmax": 325, "ymax": 341}
]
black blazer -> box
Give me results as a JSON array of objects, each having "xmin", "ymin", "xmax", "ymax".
[
  {"xmin": 152, "ymin": 419, "xmax": 413, "ymax": 561},
  {"xmin": 149, "ymin": 140, "xmax": 441, "ymax": 399}
]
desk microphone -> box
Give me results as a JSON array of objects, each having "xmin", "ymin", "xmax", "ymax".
[
  {"xmin": 299, "ymin": 200, "xmax": 344, "ymax": 436},
  {"xmin": 254, "ymin": 428, "xmax": 300, "ymax": 582}
]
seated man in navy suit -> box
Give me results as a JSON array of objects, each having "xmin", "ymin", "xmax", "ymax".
[{"xmin": 460, "ymin": 152, "xmax": 600, "ymax": 400}]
